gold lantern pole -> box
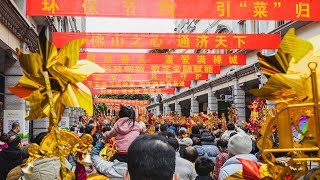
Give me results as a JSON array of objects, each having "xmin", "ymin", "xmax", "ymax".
[
  {"xmin": 42, "ymin": 71, "xmax": 67, "ymax": 177},
  {"xmin": 309, "ymin": 62, "xmax": 320, "ymax": 156}
]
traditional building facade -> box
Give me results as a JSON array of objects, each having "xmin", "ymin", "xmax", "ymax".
[
  {"xmin": 147, "ymin": 20, "xmax": 320, "ymax": 123},
  {"xmin": 0, "ymin": 0, "xmax": 85, "ymax": 135}
]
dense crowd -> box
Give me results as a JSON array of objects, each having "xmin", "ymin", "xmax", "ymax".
[{"xmin": 0, "ymin": 106, "xmax": 318, "ymax": 180}]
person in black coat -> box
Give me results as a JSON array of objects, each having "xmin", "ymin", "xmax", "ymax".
[
  {"xmin": 0, "ymin": 135, "xmax": 28, "ymax": 179},
  {"xmin": 195, "ymin": 157, "xmax": 214, "ymax": 180}
]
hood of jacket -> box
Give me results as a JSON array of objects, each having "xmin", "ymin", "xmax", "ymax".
[
  {"xmin": 114, "ymin": 118, "xmax": 141, "ymax": 135},
  {"xmin": 194, "ymin": 145, "xmax": 208, "ymax": 157},
  {"xmin": 221, "ymin": 153, "xmax": 258, "ymax": 168}
]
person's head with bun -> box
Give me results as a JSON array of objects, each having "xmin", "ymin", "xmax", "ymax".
[{"xmin": 119, "ymin": 106, "xmax": 136, "ymax": 125}]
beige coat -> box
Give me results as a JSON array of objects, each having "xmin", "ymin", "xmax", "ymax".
[{"xmin": 23, "ymin": 157, "xmax": 61, "ymax": 180}]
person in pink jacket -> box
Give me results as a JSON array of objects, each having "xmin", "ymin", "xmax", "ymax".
[{"xmin": 105, "ymin": 105, "xmax": 143, "ymax": 163}]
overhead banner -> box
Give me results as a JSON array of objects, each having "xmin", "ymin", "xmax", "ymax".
[
  {"xmin": 87, "ymin": 73, "xmax": 208, "ymax": 81},
  {"xmin": 28, "ymin": 0, "xmax": 318, "ymax": 20},
  {"xmin": 53, "ymin": 32, "xmax": 280, "ymax": 50},
  {"xmin": 97, "ymin": 65, "xmax": 220, "ymax": 74},
  {"xmin": 80, "ymin": 53, "xmax": 246, "ymax": 66},
  {"xmin": 94, "ymin": 98, "xmax": 151, "ymax": 105},
  {"xmin": 91, "ymin": 88, "xmax": 175, "ymax": 95},
  {"xmin": 84, "ymin": 80, "xmax": 191, "ymax": 88}
]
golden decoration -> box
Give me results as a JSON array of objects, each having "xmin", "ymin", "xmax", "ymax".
[
  {"xmin": 87, "ymin": 174, "xmax": 110, "ymax": 180},
  {"xmin": 100, "ymin": 137, "xmax": 117, "ymax": 161},
  {"xmin": 256, "ymin": 137, "xmax": 273, "ymax": 150},
  {"xmin": 251, "ymin": 28, "xmax": 320, "ymax": 179},
  {"xmin": 10, "ymin": 29, "xmax": 105, "ymax": 179}
]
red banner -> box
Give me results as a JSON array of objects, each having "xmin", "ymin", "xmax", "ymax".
[
  {"xmin": 88, "ymin": 73, "xmax": 208, "ymax": 81},
  {"xmin": 97, "ymin": 65, "xmax": 220, "ymax": 74},
  {"xmin": 80, "ymin": 53, "xmax": 246, "ymax": 66},
  {"xmin": 91, "ymin": 88, "xmax": 175, "ymax": 95},
  {"xmin": 84, "ymin": 80, "xmax": 191, "ymax": 88},
  {"xmin": 53, "ymin": 32, "xmax": 280, "ymax": 50},
  {"xmin": 28, "ymin": 0, "xmax": 319, "ymax": 20},
  {"xmin": 94, "ymin": 98, "xmax": 151, "ymax": 105}
]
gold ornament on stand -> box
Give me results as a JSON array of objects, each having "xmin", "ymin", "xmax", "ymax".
[
  {"xmin": 8, "ymin": 29, "xmax": 105, "ymax": 179},
  {"xmin": 249, "ymin": 28, "xmax": 320, "ymax": 179},
  {"xmin": 228, "ymin": 105, "xmax": 238, "ymax": 124}
]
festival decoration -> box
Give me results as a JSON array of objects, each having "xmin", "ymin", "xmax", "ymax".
[
  {"xmin": 91, "ymin": 88, "xmax": 175, "ymax": 95},
  {"xmin": 227, "ymin": 105, "xmax": 238, "ymax": 124},
  {"xmin": 8, "ymin": 29, "xmax": 105, "ymax": 178},
  {"xmin": 52, "ymin": 32, "xmax": 280, "ymax": 50},
  {"xmin": 250, "ymin": 28, "xmax": 320, "ymax": 179},
  {"xmin": 28, "ymin": 0, "xmax": 318, "ymax": 21},
  {"xmin": 292, "ymin": 115, "xmax": 309, "ymax": 143},
  {"xmin": 80, "ymin": 52, "xmax": 246, "ymax": 66},
  {"xmin": 245, "ymin": 98, "xmax": 270, "ymax": 135},
  {"xmin": 84, "ymin": 80, "xmax": 191, "ymax": 88},
  {"xmin": 99, "ymin": 137, "xmax": 116, "ymax": 161},
  {"xmin": 225, "ymin": 158, "xmax": 272, "ymax": 180}
]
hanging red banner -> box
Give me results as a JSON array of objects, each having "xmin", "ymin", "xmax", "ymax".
[
  {"xmin": 28, "ymin": 0, "xmax": 319, "ymax": 21},
  {"xmin": 97, "ymin": 65, "xmax": 220, "ymax": 74},
  {"xmin": 94, "ymin": 98, "xmax": 151, "ymax": 105},
  {"xmin": 84, "ymin": 80, "xmax": 191, "ymax": 88},
  {"xmin": 91, "ymin": 88, "xmax": 175, "ymax": 95},
  {"xmin": 79, "ymin": 53, "xmax": 246, "ymax": 66},
  {"xmin": 53, "ymin": 32, "xmax": 280, "ymax": 50},
  {"xmin": 87, "ymin": 73, "xmax": 208, "ymax": 81}
]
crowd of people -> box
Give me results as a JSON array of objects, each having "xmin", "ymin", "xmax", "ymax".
[{"xmin": 0, "ymin": 106, "xmax": 318, "ymax": 179}]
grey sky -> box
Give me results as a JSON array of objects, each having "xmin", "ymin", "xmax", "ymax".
[{"xmin": 85, "ymin": 17, "xmax": 175, "ymax": 52}]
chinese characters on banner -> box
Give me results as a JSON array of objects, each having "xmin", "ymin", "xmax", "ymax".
[
  {"xmin": 80, "ymin": 53, "xmax": 246, "ymax": 66},
  {"xmin": 28, "ymin": 0, "xmax": 319, "ymax": 20},
  {"xmin": 52, "ymin": 32, "xmax": 280, "ymax": 50},
  {"xmin": 96, "ymin": 65, "xmax": 220, "ymax": 74},
  {"xmin": 91, "ymin": 88, "xmax": 175, "ymax": 95},
  {"xmin": 94, "ymin": 98, "xmax": 151, "ymax": 105},
  {"xmin": 84, "ymin": 81, "xmax": 191, "ymax": 88},
  {"xmin": 87, "ymin": 73, "xmax": 209, "ymax": 81}
]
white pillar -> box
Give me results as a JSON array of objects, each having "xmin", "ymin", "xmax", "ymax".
[
  {"xmin": 163, "ymin": 104, "xmax": 171, "ymax": 116},
  {"xmin": 191, "ymin": 94, "xmax": 199, "ymax": 115},
  {"xmin": 233, "ymin": 79, "xmax": 246, "ymax": 124},
  {"xmin": 208, "ymin": 87, "xmax": 218, "ymax": 114},
  {"xmin": 175, "ymin": 100, "xmax": 182, "ymax": 115}
]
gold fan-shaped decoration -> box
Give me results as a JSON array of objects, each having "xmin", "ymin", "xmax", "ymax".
[
  {"xmin": 10, "ymin": 28, "xmax": 105, "ymax": 178},
  {"xmin": 250, "ymin": 28, "xmax": 320, "ymax": 103}
]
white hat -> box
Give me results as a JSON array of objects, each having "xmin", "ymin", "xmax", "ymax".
[
  {"xmin": 181, "ymin": 138, "xmax": 193, "ymax": 146},
  {"xmin": 180, "ymin": 127, "xmax": 187, "ymax": 133},
  {"xmin": 228, "ymin": 133, "xmax": 252, "ymax": 155}
]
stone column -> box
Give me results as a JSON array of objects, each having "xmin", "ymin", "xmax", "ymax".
[
  {"xmin": 163, "ymin": 104, "xmax": 171, "ymax": 116},
  {"xmin": 233, "ymin": 79, "xmax": 246, "ymax": 124},
  {"xmin": 155, "ymin": 105, "xmax": 161, "ymax": 116},
  {"xmin": 191, "ymin": 94, "xmax": 199, "ymax": 115},
  {"xmin": 208, "ymin": 88, "xmax": 218, "ymax": 114},
  {"xmin": 175, "ymin": 100, "xmax": 181, "ymax": 115}
]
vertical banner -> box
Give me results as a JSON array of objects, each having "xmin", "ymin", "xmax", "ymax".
[{"xmin": 3, "ymin": 110, "xmax": 29, "ymax": 144}]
